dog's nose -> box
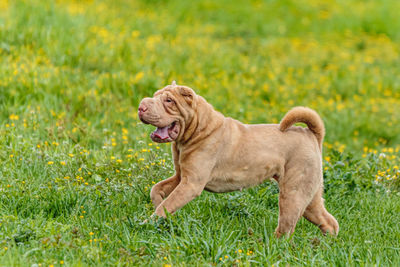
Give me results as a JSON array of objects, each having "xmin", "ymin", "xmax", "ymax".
[{"xmin": 138, "ymin": 104, "xmax": 148, "ymax": 113}]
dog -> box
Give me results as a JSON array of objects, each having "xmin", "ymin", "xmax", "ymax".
[{"xmin": 138, "ymin": 81, "xmax": 339, "ymax": 237}]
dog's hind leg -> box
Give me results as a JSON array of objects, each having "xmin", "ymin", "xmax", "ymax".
[
  {"xmin": 303, "ymin": 188, "xmax": 339, "ymax": 235},
  {"xmin": 275, "ymin": 191, "xmax": 313, "ymax": 238},
  {"xmin": 275, "ymin": 168, "xmax": 318, "ymax": 238}
]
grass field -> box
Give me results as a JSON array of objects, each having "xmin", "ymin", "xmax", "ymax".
[{"xmin": 0, "ymin": 0, "xmax": 400, "ymax": 265}]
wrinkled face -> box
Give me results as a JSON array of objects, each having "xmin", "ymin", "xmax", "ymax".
[{"xmin": 138, "ymin": 85, "xmax": 196, "ymax": 143}]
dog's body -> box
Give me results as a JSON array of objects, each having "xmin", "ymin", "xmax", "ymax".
[
  {"xmin": 138, "ymin": 83, "xmax": 339, "ymax": 237},
  {"xmin": 202, "ymin": 120, "xmax": 317, "ymax": 193}
]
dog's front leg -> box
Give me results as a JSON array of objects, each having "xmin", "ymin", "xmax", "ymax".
[
  {"xmin": 150, "ymin": 142, "xmax": 181, "ymax": 209},
  {"xmin": 150, "ymin": 175, "xmax": 180, "ymax": 209},
  {"xmin": 154, "ymin": 179, "xmax": 205, "ymax": 217},
  {"xmin": 152, "ymin": 145, "xmax": 216, "ymax": 218},
  {"xmin": 153, "ymin": 158, "xmax": 212, "ymax": 218}
]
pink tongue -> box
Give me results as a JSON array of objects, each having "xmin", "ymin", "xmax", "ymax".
[{"xmin": 154, "ymin": 126, "xmax": 169, "ymax": 140}]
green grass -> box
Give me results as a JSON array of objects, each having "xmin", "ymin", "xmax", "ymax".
[{"xmin": 0, "ymin": 0, "xmax": 400, "ymax": 265}]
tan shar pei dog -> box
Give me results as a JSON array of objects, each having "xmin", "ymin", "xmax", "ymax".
[{"xmin": 138, "ymin": 82, "xmax": 339, "ymax": 237}]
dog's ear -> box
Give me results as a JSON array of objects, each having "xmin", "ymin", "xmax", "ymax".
[{"xmin": 179, "ymin": 86, "xmax": 196, "ymax": 106}]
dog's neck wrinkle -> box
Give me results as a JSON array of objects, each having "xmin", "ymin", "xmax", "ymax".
[
  {"xmin": 177, "ymin": 97, "xmax": 224, "ymax": 147},
  {"xmin": 176, "ymin": 102, "xmax": 196, "ymax": 142},
  {"xmin": 173, "ymin": 101, "xmax": 193, "ymax": 142},
  {"xmin": 177, "ymin": 110, "xmax": 198, "ymax": 145},
  {"xmin": 181, "ymin": 113, "xmax": 198, "ymax": 143}
]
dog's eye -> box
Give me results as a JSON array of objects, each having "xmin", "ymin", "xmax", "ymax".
[{"xmin": 165, "ymin": 98, "xmax": 174, "ymax": 103}]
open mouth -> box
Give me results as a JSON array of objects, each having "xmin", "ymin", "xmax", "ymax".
[{"xmin": 150, "ymin": 121, "xmax": 180, "ymax": 143}]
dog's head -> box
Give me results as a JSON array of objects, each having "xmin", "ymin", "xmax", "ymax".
[{"xmin": 138, "ymin": 82, "xmax": 197, "ymax": 143}]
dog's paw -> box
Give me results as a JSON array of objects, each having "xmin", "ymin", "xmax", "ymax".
[
  {"xmin": 139, "ymin": 214, "xmax": 156, "ymax": 225},
  {"xmin": 139, "ymin": 215, "xmax": 155, "ymax": 225},
  {"xmin": 139, "ymin": 219, "xmax": 149, "ymax": 225}
]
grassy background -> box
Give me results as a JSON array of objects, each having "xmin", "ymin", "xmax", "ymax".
[{"xmin": 0, "ymin": 0, "xmax": 399, "ymax": 265}]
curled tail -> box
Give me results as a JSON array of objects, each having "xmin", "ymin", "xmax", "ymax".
[{"xmin": 279, "ymin": 107, "xmax": 325, "ymax": 150}]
